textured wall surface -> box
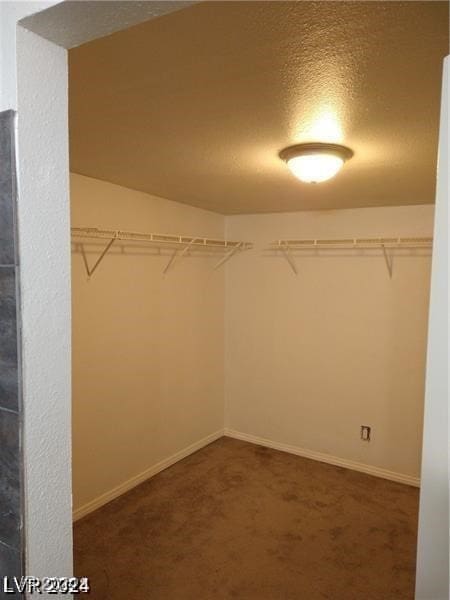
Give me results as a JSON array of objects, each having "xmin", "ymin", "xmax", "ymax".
[
  {"xmin": 16, "ymin": 28, "xmax": 73, "ymax": 580},
  {"xmin": 0, "ymin": 110, "xmax": 23, "ymax": 587},
  {"xmin": 0, "ymin": 1, "xmax": 59, "ymax": 112}
]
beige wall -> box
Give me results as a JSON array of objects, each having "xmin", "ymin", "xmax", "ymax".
[
  {"xmin": 225, "ymin": 205, "xmax": 434, "ymax": 479},
  {"xmin": 71, "ymin": 173, "xmax": 225, "ymax": 512},
  {"xmin": 72, "ymin": 176, "xmax": 433, "ymax": 512}
]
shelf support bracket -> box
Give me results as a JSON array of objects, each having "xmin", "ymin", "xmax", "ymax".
[
  {"xmin": 214, "ymin": 242, "xmax": 243, "ymax": 270},
  {"xmin": 179, "ymin": 238, "xmax": 198, "ymax": 259},
  {"xmin": 81, "ymin": 235, "xmax": 116, "ymax": 279},
  {"xmin": 163, "ymin": 249, "xmax": 179, "ymax": 274},
  {"xmin": 163, "ymin": 238, "xmax": 198, "ymax": 274},
  {"xmin": 381, "ymin": 244, "xmax": 393, "ymax": 278},
  {"xmin": 281, "ymin": 243, "xmax": 298, "ymax": 275}
]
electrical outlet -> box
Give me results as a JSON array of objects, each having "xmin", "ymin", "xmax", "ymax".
[{"xmin": 360, "ymin": 425, "xmax": 371, "ymax": 441}]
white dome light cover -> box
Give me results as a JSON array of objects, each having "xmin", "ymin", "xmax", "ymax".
[{"xmin": 279, "ymin": 143, "xmax": 353, "ymax": 183}]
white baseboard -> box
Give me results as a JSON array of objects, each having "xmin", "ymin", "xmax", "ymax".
[
  {"xmin": 224, "ymin": 428, "xmax": 420, "ymax": 488},
  {"xmin": 74, "ymin": 427, "xmax": 419, "ymax": 521},
  {"xmin": 73, "ymin": 429, "xmax": 224, "ymax": 521}
]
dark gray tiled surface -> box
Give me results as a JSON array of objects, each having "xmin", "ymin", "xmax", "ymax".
[
  {"xmin": 0, "ymin": 269, "xmax": 18, "ymax": 413},
  {"xmin": 0, "ymin": 542, "xmax": 21, "ymax": 598},
  {"xmin": 0, "ymin": 109, "xmax": 22, "ymax": 586},
  {"xmin": 0, "ymin": 410, "xmax": 20, "ymax": 549},
  {"xmin": 0, "ymin": 111, "xmax": 15, "ymax": 266}
]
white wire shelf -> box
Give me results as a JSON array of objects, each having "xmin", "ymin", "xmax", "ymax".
[
  {"xmin": 71, "ymin": 227, "xmax": 253, "ymax": 250},
  {"xmin": 71, "ymin": 227, "xmax": 253, "ymax": 278},
  {"xmin": 271, "ymin": 236, "xmax": 433, "ymax": 249},
  {"xmin": 270, "ymin": 236, "xmax": 433, "ymax": 277}
]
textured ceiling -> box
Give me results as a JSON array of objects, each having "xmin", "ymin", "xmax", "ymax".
[
  {"xmin": 21, "ymin": 1, "xmax": 195, "ymax": 49},
  {"xmin": 69, "ymin": 1, "xmax": 449, "ymax": 214}
]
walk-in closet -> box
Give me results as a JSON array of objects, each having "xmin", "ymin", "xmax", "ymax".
[{"xmin": 68, "ymin": 2, "xmax": 449, "ymax": 599}]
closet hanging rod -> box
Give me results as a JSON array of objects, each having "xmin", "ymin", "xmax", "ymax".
[
  {"xmin": 271, "ymin": 236, "xmax": 433, "ymax": 249},
  {"xmin": 71, "ymin": 227, "xmax": 253, "ymax": 250}
]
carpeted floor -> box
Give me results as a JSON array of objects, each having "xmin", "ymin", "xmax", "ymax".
[{"xmin": 74, "ymin": 437, "xmax": 419, "ymax": 599}]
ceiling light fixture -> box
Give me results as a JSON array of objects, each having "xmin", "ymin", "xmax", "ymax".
[{"xmin": 279, "ymin": 143, "xmax": 353, "ymax": 183}]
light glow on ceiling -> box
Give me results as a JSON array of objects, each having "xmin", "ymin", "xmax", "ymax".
[{"xmin": 308, "ymin": 111, "xmax": 343, "ymax": 143}]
